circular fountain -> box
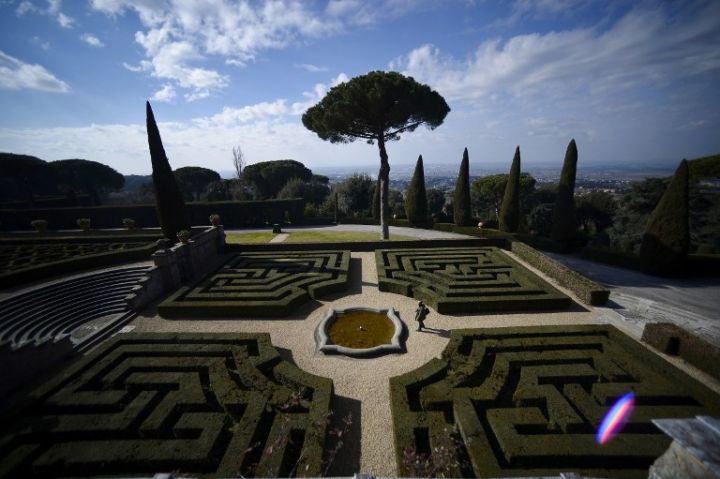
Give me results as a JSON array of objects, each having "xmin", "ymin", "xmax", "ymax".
[{"xmin": 316, "ymin": 307, "xmax": 405, "ymax": 357}]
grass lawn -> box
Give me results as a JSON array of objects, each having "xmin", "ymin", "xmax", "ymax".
[
  {"xmin": 224, "ymin": 231, "xmax": 276, "ymax": 243},
  {"xmin": 225, "ymin": 230, "xmax": 417, "ymax": 244},
  {"xmin": 284, "ymin": 230, "xmax": 415, "ymax": 242}
]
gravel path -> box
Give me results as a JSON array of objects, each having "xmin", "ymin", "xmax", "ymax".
[{"xmin": 129, "ymin": 250, "xmax": 608, "ymax": 476}]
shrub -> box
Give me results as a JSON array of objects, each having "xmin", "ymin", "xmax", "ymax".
[
  {"xmin": 552, "ymin": 139, "xmax": 578, "ymax": 243},
  {"xmin": 176, "ymin": 229, "xmax": 191, "ymax": 243},
  {"xmin": 453, "ymin": 148, "xmax": 473, "ymax": 226},
  {"xmin": 76, "ymin": 218, "xmax": 91, "ymax": 231},
  {"xmin": 639, "ymin": 159, "xmax": 690, "ymax": 276},
  {"xmin": 405, "ymin": 155, "xmax": 429, "ymax": 227},
  {"xmin": 528, "ymin": 203, "xmax": 553, "ymax": 236},
  {"xmin": 122, "ymin": 218, "xmax": 136, "ymax": 230},
  {"xmin": 499, "ymin": 146, "xmax": 521, "ymax": 232},
  {"xmin": 30, "ymin": 219, "xmax": 48, "ymax": 233}
]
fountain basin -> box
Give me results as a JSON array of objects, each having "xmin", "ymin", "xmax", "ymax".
[{"xmin": 316, "ymin": 307, "xmax": 404, "ymax": 357}]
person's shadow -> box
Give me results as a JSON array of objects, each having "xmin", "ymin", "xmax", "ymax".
[{"xmin": 418, "ymin": 326, "xmax": 450, "ymax": 338}]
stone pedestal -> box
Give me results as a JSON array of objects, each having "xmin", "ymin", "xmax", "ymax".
[{"xmin": 649, "ymin": 416, "xmax": 720, "ymax": 479}]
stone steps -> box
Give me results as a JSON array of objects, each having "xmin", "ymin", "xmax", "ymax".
[{"xmin": 0, "ymin": 265, "xmax": 152, "ymax": 349}]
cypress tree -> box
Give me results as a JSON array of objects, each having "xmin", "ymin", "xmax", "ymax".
[
  {"xmin": 551, "ymin": 139, "xmax": 579, "ymax": 243},
  {"xmin": 499, "ymin": 146, "xmax": 521, "ymax": 232},
  {"xmin": 405, "ymin": 155, "xmax": 429, "ymax": 226},
  {"xmin": 454, "ymin": 147, "xmax": 473, "ymax": 226},
  {"xmin": 639, "ymin": 159, "xmax": 689, "ymax": 276},
  {"xmin": 146, "ymin": 101, "xmax": 190, "ymax": 240}
]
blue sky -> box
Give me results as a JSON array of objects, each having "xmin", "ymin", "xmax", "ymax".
[{"xmin": 0, "ymin": 0, "xmax": 718, "ymax": 175}]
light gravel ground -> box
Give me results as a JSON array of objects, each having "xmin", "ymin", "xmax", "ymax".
[{"xmin": 128, "ymin": 249, "xmax": 720, "ymax": 476}]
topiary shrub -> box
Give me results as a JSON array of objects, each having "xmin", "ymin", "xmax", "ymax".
[
  {"xmin": 176, "ymin": 229, "xmax": 191, "ymax": 244},
  {"xmin": 453, "ymin": 148, "xmax": 473, "ymax": 226},
  {"xmin": 551, "ymin": 139, "xmax": 578, "ymax": 244},
  {"xmin": 122, "ymin": 217, "xmax": 136, "ymax": 230},
  {"xmin": 639, "ymin": 159, "xmax": 690, "ymax": 276},
  {"xmin": 30, "ymin": 219, "xmax": 48, "ymax": 233},
  {"xmin": 499, "ymin": 146, "xmax": 521, "ymax": 232},
  {"xmin": 76, "ymin": 217, "xmax": 91, "ymax": 231},
  {"xmin": 405, "ymin": 155, "xmax": 429, "ymax": 227},
  {"xmin": 146, "ymin": 101, "xmax": 190, "ymax": 240}
]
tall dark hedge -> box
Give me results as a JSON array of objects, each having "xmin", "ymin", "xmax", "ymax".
[
  {"xmin": 146, "ymin": 101, "xmax": 190, "ymax": 240},
  {"xmin": 499, "ymin": 146, "xmax": 521, "ymax": 232},
  {"xmin": 454, "ymin": 148, "xmax": 473, "ymax": 226},
  {"xmin": 639, "ymin": 159, "xmax": 690, "ymax": 276},
  {"xmin": 551, "ymin": 139, "xmax": 578, "ymax": 242},
  {"xmin": 405, "ymin": 155, "xmax": 428, "ymax": 226}
]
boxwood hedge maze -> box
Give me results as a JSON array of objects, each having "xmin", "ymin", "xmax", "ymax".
[
  {"xmin": 390, "ymin": 325, "xmax": 720, "ymax": 478},
  {"xmin": 376, "ymin": 247, "xmax": 570, "ymax": 313},
  {"xmin": 0, "ymin": 242, "xmax": 148, "ymax": 274},
  {"xmin": 159, "ymin": 250, "xmax": 350, "ymax": 318},
  {"xmin": 0, "ymin": 333, "xmax": 333, "ymax": 478}
]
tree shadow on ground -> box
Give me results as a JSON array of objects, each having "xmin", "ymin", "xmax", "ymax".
[
  {"xmin": 275, "ymin": 346, "xmax": 296, "ymax": 366},
  {"xmin": 323, "ymin": 257, "xmax": 363, "ymax": 299},
  {"xmin": 323, "ymin": 395, "xmax": 362, "ymax": 476}
]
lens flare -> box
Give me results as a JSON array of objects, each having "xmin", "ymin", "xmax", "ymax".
[{"xmin": 596, "ymin": 392, "xmax": 635, "ymax": 445}]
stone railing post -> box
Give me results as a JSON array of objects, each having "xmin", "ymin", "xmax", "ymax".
[{"xmin": 151, "ymin": 248, "xmax": 181, "ymax": 293}]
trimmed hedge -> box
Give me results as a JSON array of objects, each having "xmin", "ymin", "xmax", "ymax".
[
  {"xmin": 0, "ymin": 332, "xmax": 333, "ymax": 478},
  {"xmin": 510, "ymin": 240, "xmax": 610, "ymax": 306},
  {"xmin": 158, "ymin": 250, "xmax": 351, "ymax": 318},
  {"xmin": 0, "ymin": 198, "xmax": 305, "ymax": 231},
  {"xmin": 639, "ymin": 159, "xmax": 690, "ymax": 276},
  {"xmin": 376, "ymin": 246, "xmax": 571, "ymax": 313},
  {"xmin": 641, "ymin": 322, "xmax": 720, "ymax": 381},
  {"xmin": 390, "ymin": 324, "xmax": 720, "ymax": 478},
  {"xmin": 580, "ymin": 246, "xmax": 643, "ymax": 271},
  {"xmin": 0, "ymin": 238, "xmax": 161, "ymax": 288}
]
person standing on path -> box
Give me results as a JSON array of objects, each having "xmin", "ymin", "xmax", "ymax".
[{"xmin": 415, "ymin": 300, "xmax": 430, "ymax": 331}]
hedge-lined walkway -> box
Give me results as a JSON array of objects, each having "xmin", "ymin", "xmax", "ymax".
[{"xmin": 129, "ymin": 249, "xmax": 639, "ymax": 476}]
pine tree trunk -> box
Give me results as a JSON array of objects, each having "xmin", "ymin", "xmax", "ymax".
[{"xmin": 378, "ymin": 135, "xmax": 390, "ymax": 240}]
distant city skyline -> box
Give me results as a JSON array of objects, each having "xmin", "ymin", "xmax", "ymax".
[{"xmin": 1, "ymin": 0, "xmax": 718, "ymax": 175}]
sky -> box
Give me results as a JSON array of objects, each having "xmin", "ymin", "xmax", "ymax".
[{"xmin": 0, "ymin": 0, "xmax": 719, "ymax": 176}]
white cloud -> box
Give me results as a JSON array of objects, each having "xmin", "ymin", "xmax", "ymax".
[
  {"xmin": 0, "ymin": 50, "xmax": 70, "ymax": 92},
  {"xmin": 290, "ymin": 72, "xmax": 349, "ymax": 115},
  {"xmin": 326, "ymin": 0, "xmax": 360, "ymax": 17},
  {"xmin": 16, "ymin": 1, "xmax": 38, "ymax": 16},
  {"xmin": 15, "ymin": 0, "xmax": 75, "ymax": 28},
  {"xmin": 150, "ymin": 84, "xmax": 176, "ymax": 102},
  {"xmin": 32, "ymin": 36, "xmax": 50, "ymax": 50},
  {"xmin": 195, "ymin": 99, "xmax": 289, "ymax": 128},
  {"xmin": 122, "ymin": 61, "xmax": 149, "ymax": 72},
  {"xmin": 498, "ymin": 0, "xmax": 592, "ymax": 27},
  {"xmin": 91, "ymin": 0, "xmax": 343, "ymax": 102},
  {"xmin": 56, "ymin": 12, "xmax": 73, "ymax": 28},
  {"xmin": 0, "ymin": 115, "xmax": 376, "ymax": 175},
  {"xmin": 392, "ymin": 3, "xmax": 720, "ymax": 104},
  {"xmin": 294, "ymin": 63, "xmax": 328, "ymax": 72},
  {"xmin": 184, "ymin": 90, "xmax": 210, "ymax": 102},
  {"xmin": 331, "ymin": 72, "xmax": 349, "ymax": 86},
  {"xmin": 80, "ymin": 33, "xmax": 104, "ymax": 48},
  {"xmin": 326, "ymin": 0, "xmax": 430, "ymax": 26}
]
